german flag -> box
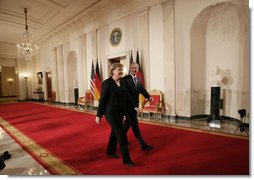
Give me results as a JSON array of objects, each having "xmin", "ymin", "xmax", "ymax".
[{"xmin": 94, "ymin": 60, "xmax": 101, "ymax": 100}]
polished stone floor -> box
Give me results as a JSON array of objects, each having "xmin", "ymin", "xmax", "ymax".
[
  {"xmin": 0, "ymin": 127, "xmax": 50, "ymax": 175},
  {"xmin": 0, "ymin": 100, "xmax": 250, "ymax": 175}
]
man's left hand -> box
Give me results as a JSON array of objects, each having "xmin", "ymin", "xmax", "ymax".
[{"xmin": 149, "ymin": 97, "xmax": 154, "ymax": 102}]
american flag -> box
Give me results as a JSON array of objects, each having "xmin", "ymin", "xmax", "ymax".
[
  {"xmin": 90, "ymin": 61, "xmax": 95, "ymax": 98},
  {"xmin": 130, "ymin": 50, "xmax": 133, "ymax": 63},
  {"xmin": 129, "ymin": 50, "xmax": 133, "ymax": 73},
  {"xmin": 136, "ymin": 50, "xmax": 144, "ymax": 86}
]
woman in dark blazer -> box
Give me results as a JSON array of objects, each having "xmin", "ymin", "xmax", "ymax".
[{"xmin": 95, "ymin": 63, "xmax": 137, "ymax": 167}]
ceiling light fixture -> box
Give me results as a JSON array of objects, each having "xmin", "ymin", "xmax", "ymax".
[{"xmin": 17, "ymin": 8, "xmax": 39, "ymax": 61}]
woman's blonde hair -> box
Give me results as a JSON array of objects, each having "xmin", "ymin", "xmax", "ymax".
[{"xmin": 110, "ymin": 63, "xmax": 123, "ymax": 76}]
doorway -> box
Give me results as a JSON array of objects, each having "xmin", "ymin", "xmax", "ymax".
[
  {"xmin": 45, "ymin": 72, "xmax": 52, "ymax": 101},
  {"xmin": 67, "ymin": 51, "xmax": 78, "ymax": 103},
  {"xmin": 0, "ymin": 66, "xmax": 18, "ymax": 97},
  {"xmin": 108, "ymin": 56, "xmax": 128, "ymax": 77}
]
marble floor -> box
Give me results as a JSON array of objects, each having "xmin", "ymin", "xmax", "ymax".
[
  {"xmin": 0, "ymin": 100, "xmax": 250, "ymax": 176},
  {"xmin": 0, "ymin": 127, "xmax": 50, "ymax": 176}
]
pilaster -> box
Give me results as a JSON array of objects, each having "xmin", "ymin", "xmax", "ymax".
[{"xmin": 160, "ymin": 0, "xmax": 176, "ymax": 116}]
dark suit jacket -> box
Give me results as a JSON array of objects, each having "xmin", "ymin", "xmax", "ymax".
[
  {"xmin": 123, "ymin": 74, "xmax": 150, "ymax": 107},
  {"xmin": 96, "ymin": 76, "xmax": 135, "ymax": 119}
]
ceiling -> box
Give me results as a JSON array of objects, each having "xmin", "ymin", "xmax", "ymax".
[{"xmin": 0, "ymin": 0, "xmax": 101, "ymax": 59}]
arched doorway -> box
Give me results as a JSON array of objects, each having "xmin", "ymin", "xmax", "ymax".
[{"xmin": 67, "ymin": 51, "xmax": 78, "ymax": 103}]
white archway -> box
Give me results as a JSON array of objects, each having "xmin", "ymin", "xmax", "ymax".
[
  {"xmin": 190, "ymin": 2, "xmax": 247, "ymax": 118},
  {"xmin": 67, "ymin": 51, "xmax": 78, "ymax": 103}
]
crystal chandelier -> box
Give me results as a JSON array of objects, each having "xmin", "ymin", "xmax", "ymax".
[{"xmin": 17, "ymin": 8, "xmax": 39, "ymax": 61}]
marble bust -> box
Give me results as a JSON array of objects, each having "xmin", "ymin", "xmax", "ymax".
[{"xmin": 211, "ymin": 66, "xmax": 224, "ymax": 87}]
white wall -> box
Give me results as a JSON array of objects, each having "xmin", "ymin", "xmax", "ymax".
[
  {"xmin": 149, "ymin": 4, "xmax": 164, "ymax": 91},
  {"xmin": 1, "ymin": 66, "xmax": 17, "ymax": 96},
  {"xmin": 175, "ymin": 0, "xmax": 249, "ymax": 119},
  {"xmin": 33, "ymin": 0, "xmax": 249, "ymax": 120},
  {"xmin": 86, "ymin": 32, "xmax": 93, "ymax": 88}
]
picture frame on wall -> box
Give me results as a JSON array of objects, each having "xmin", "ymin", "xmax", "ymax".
[
  {"xmin": 110, "ymin": 28, "xmax": 122, "ymax": 46},
  {"xmin": 37, "ymin": 72, "xmax": 43, "ymax": 85}
]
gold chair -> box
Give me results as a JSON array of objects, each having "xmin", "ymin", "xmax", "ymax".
[
  {"xmin": 140, "ymin": 89, "xmax": 165, "ymax": 120},
  {"xmin": 78, "ymin": 90, "xmax": 93, "ymax": 110}
]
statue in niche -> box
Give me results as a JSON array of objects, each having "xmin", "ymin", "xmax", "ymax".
[
  {"xmin": 211, "ymin": 66, "xmax": 225, "ymax": 87},
  {"xmin": 73, "ymin": 80, "xmax": 78, "ymax": 89}
]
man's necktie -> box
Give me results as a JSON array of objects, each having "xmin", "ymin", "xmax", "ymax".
[{"xmin": 134, "ymin": 77, "xmax": 137, "ymax": 90}]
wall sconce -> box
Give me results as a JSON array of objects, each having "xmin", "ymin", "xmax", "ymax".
[
  {"xmin": 7, "ymin": 78, "xmax": 14, "ymax": 85},
  {"xmin": 23, "ymin": 73, "xmax": 30, "ymax": 78}
]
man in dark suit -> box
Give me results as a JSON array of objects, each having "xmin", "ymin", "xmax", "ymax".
[{"xmin": 123, "ymin": 62, "xmax": 153, "ymax": 151}]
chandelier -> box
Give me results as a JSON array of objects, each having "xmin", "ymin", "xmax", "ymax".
[{"xmin": 17, "ymin": 8, "xmax": 39, "ymax": 61}]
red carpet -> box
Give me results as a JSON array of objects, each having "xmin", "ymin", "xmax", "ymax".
[{"xmin": 0, "ymin": 102, "xmax": 249, "ymax": 175}]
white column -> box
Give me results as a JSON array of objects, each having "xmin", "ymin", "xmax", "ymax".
[
  {"xmin": 52, "ymin": 47, "xmax": 58, "ymax": 101},
  {"xmin": 17, "ymin": 57, "xmax": 35, "ymax": 101},
  {"xmin": 137, "ymin": 6, "xmax": 150, "ymax": 90},
  {"xmin": 161, "ymin": 0, "xmax": 176, "ymax": 116},
  {"xmin": 79, "ymin": 34, "xmax": 87, "ymax": 95},
  {"xmin": 92, "ymin": 29, "xmax": 98, "ymax": 60},
  {"xmin": 56, "ymin": 44, "xmax": 65, "ymax": 102},
  {"xmin": 17, "ymin": 58, "xmax": 25, "ymax": 100}
]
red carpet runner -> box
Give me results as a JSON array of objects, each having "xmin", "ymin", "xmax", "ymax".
[{"xmin": 0, "ymin": 102, "xmax": 249, "ymax": 175}]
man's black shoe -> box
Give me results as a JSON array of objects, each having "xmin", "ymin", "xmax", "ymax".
[
  {"xmin": 0, "ymin": 158, "xmax": 6, "ymax": 171},
  {"xmin": 141, "ymin": 145, "xmax": 153, "ymax": 151},
  {"xmin": 1, "ymin": 151, "xmax": 11, "ymax": 161}
]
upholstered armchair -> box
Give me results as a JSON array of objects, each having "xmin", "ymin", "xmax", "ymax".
[
  {"xmin": 78, "ymin": 90, "xmax": 93, "ymax": 110},
  {"xmin": 140, "ymin": 89, "xmax": 165, "ymax": 120}
]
